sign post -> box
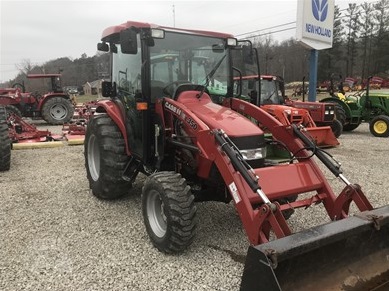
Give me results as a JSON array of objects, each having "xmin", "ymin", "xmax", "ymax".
[{"xmin": 296, "ymin": 0, "xmax": 334, "ymax": 101}]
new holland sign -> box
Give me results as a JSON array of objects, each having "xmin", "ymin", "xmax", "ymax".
[{"xmin": 296, "ymin": 0, "xmax": 335, "ymax": 50}]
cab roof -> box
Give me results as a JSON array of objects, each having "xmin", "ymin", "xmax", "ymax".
[{"xmin": 101, "ymin": 20, "xmax": 234, "ymax": 42}]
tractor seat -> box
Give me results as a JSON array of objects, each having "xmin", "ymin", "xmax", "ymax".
[{"xmin": 173, "ymin": 84, "xmax": 206, "ymax": 100}]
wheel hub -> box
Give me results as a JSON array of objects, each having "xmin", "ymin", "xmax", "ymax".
[
  {"xmin": 50, "ymin": 104, "xmax": 68, "ymax": 120},
  {"xmin": 374, "ymin": 120, "xmax": 388, "ymax": 134},
  {"xmin": 87, "ymin": 134, "xmax": 100, "ymax": 181},
  {"xmin": 147, "ymin": 190, "xmax": 167, "ymax": 238}
]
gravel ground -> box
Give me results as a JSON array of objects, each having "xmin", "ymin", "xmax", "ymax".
[{"xmin": 1, "ymin": 121, "xmax": 388, "ymax": 290}]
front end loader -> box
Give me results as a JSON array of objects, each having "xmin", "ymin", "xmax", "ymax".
[{"xmin": 84, "ymin": 20, "xmax": 389, "ymax": 290}]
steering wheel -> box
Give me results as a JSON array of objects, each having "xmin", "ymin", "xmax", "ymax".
[
  {"xmin": 162, "ymin": 81, "xmax": 193, "ymax": 97},
  {"xmin": 12, "ymin": 82, "xmax": 26, "ymax": 93}
]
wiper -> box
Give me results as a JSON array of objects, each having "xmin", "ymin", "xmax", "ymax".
[
  {"xmin": 197, "ymin": 53, "xmax": 227, "ymax": 99},
  {"xmin": 266, "ymin": 90, "xmax": 275, "ymax": 101}
]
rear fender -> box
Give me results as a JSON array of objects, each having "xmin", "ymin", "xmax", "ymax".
[{"xmin": 94, "ymin": 99, "xmax": 131, "ymax": 155}]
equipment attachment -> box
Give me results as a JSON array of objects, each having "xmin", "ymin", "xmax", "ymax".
[{"xmin": 241, "ymin": 205, "xmax": 389, "ymax": 291}]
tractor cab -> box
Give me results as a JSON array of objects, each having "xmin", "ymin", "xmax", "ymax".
[
  {"xmin": 97, "ymin": 21, "xmax": 258, "ymax": 166},
  {"xmin": 236, "ymin": 75, "xmax": 285, "ymax": 106}
]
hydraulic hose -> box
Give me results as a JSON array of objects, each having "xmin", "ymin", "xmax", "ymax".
[
  {"xmin": 213, "ymin": 129, "xmax": 271, "ymax": 205},
  {"xmin": 291, "ymin": 124, "xmax": 342, "ymax": 177}
]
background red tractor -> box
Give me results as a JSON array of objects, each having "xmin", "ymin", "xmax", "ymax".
[
  {"xmin": 0, "ymin": 74, "xmax": 74, "ymax": 125},
  {"xmin": 236, "ymin": 75, "xmax": 343, "ymax": 140}
]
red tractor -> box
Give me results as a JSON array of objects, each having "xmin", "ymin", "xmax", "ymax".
[
  {"xmin": 239, "ymin": 74, "xmax": 343, "ymax": 138},
  {"xmin": 84, "ymin": 21, "xmax": 389, "ymax": 290},
  {"xmin": 236, "ymin": 75, "xmax": 339, "ymax": 147},
  {"xmin": 0, "ymin": 74, "xmax": 74, "ymax": 125}
]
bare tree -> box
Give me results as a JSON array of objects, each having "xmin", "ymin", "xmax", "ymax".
[{"xmin": 16, "ymin": 59, "xmax": 34, "ymax": 76}]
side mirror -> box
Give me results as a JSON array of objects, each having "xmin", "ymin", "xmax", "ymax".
[
  {"xmin": 120, "ymin": 28, "xmax": 138, "ymax": 54},
  {"xmin": 102, "ymin": 81, "xmax": 116, "ymax": 97},
  {"xmin": 97, "ymin": 42, "xmax": 109, "ymax": 52}
]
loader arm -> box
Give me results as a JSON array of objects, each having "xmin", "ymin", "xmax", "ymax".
[{"xmin": 225, "ymin": 97, "xmax": 373, "ymax": 217}]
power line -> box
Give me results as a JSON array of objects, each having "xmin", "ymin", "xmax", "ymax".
[
  {"xmin": 238, "ymin": 27, "xmax": 297, "ymax": 40},
  {"xmin": 235, "ymin": 22, "xmax": 296, "ymax": 37},
  {"xmin": 234, "ymin": 1, "xmax": 381, "ymax": 40}
]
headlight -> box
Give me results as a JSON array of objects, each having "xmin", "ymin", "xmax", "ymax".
[
  {"xmin": 284, "ymin": 109, "xmax": 291, "ymax": 115},
  {"xmin": 240, "ymin": 147, "xmax": 267, "ymax": 160},
  {"xmin": 330, "ymin": 110, "xmax": 334, "ymax": 115},
  {"xmin": 325, "ymin": 110, "xmax": 329, "ymax": 114}
]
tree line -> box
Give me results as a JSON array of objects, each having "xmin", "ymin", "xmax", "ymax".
[
  {"xmin": 254, "ymin": 0, "xmax": 389, "ymax": 83},
  {"xmin": 1, "ymin": 53, "xmax": 109, "ymax": 93},
  {"xmin": 2, "ymin": 0, "xmax": 388, "ymax": 91}
]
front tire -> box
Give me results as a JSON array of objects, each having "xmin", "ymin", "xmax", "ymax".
[
  {"xmin": 142, "ymin": 171, "xmax": 197, "ymax": 253},
  {"xmin": 369, "ymin": 115, "xmax": 389, "ymax": 137},
  {"xmin": 84, "ymin": 115, "xmax": 132, "ymax": 199},
  {"xmin": 0, "ymin": 107, "xmax": 11, "ymax": 171},
  {"xmin": 334, "ymin": 104, "xmax": 346, "ymax": 126},
  {"xmin": 330, "ymin": 119, "xmax": 343, "ymax": 138},
  {"xmin": 41, "ymin": 97, "xmax": 74, "ymax": 124}
]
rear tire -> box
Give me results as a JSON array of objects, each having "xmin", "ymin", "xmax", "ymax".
[
  {"xmin": 0, "ymin": 107, "xmax": 11, "ymax": 171},
  {"xmin": 5, "ymin": 105, "xmax": 22, "ymax": 118},
  {"xmin": 330, "ymin": 119, "xmax": 343, "ymax": 138},
  {"xmin": 334, "ymin": 104, "xmax": 346, "ymax": 125},
  {"xmin": 142, "ymin": 171, "xmax": 197, "ymax": 253},
  {"xmin": 84, "ymin": 114, "xmax": 132, "ymax": 199},
  {"xmin": 343, "ymin": 123, "xmax": 361, "ymax": 132},
  {"xmin": 41, "ymin": 97, "xmax": 74, "ymax": 124},
  {"xmin": 369, "ymin": 115, "xmax": 389, "ymax": 137}
]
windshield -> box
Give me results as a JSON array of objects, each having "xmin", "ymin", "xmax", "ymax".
[
  {"xmin": 237, "ymin": 78, "xmax": 282, "ymax": 105},
  {"xmin": 260, "ymin": 79, "xmax": 280, "ymax": 104},
  {"xmin": 150, "ymin": 31, "xmax": 229, "ymax": 98}
]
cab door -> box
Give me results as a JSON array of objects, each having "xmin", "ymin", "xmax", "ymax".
[{"xmin": 112, "ymin": 39, "xmax": 144, "ymax": 159}]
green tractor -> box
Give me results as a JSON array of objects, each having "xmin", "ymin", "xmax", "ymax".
[{"xmin": 320, "ymin": 77, "xmax": 389, "ymax": 137}]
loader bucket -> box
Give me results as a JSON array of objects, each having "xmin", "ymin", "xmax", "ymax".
[
  {"xmin": 240, "ymin": 205, "xmax": 389, "ymax": 291},
  {"xmin": 305, "ymin": 126, "xmax": 339, "ymax": 148}
]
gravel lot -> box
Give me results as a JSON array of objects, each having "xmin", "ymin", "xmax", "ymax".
[{"xmin": 1, "ymin": 121, "xmax": 388, "ymax": 290}]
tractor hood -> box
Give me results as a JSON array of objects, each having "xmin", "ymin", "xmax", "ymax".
[{"xmin": 177, "ymin": 91, "xmax": 263, "ymax": 138}]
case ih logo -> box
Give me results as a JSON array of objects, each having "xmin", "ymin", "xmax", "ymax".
[{"xmin": 312, "ymin": 0, "xmax": 328, "ymax": 22}]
